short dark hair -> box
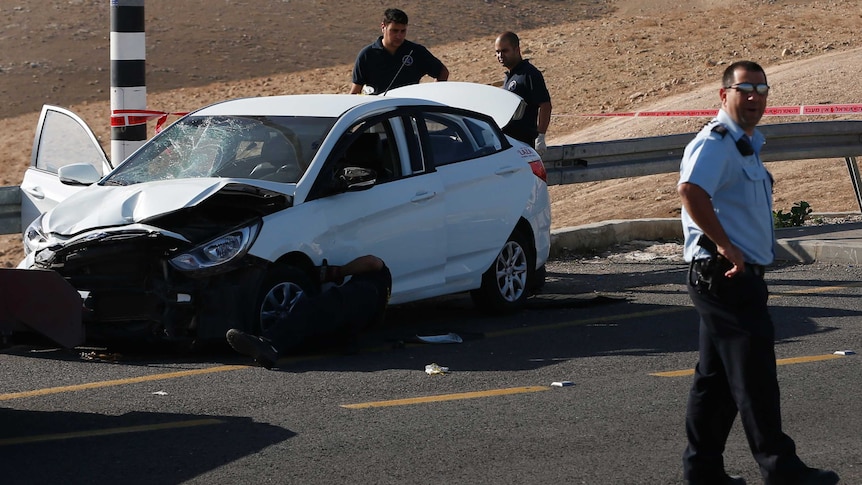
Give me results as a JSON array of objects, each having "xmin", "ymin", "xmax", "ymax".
[
  {"xmin": 723, "ymin": 60, "xmax": 767, "ymax": 86},
  {"xmin": 383, "ymin": 8, "xmax": 408, "ymax": 25},
  {"xmin": 498, "ymin": 31, "xmax": 520, "ymax": 49}
]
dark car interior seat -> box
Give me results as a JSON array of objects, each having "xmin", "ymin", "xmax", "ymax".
[
  {"xmin": 344, "ymin": 131, "xmax": 402, "ymax": 182},
  {"xmin": 346, "ymin": 133, "xmax": 384, "ymax": 173},
  {"xmin": 253, "ymin": 135, "xmax": 302, "ymax": 183}
]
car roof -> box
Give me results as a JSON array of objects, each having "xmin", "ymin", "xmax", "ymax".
[
  {"xmin": 192, "ymin": 93, "xmax": 434, "ymax": 118},
  {"xmin": 189, "ymin": 82, "xmax": 524, "ymax": 128}
]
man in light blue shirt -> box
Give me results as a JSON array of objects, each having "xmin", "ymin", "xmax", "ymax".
[
  {"xmin": 678, "ymin": 60, "xmax": 839, "ymax": 485},
  {"xmin": 680, "ymin": 108, "xmax": 774, "ymax": 266}
]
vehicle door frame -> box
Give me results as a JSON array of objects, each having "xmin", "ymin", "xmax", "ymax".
[{"xmin": 19, "ymin": 105, "xmax": 112, "ymax": 229}]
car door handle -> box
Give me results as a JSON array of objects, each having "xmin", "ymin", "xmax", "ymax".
[
  {"xmin": 494, "ymin": 166, "xmax": 521, "ymax": 176},
  {"xmin": 22, "ymin": 185, "xmax": 45, "ymax": 199},
  {"xmin": 411, "ymin": 191, "xmax": 436, "ymax": 203}
]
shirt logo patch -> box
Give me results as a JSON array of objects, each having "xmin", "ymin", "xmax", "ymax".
[
  {"xmin": 507, "ymin": 80, "xmax": 517, "ymax": 91},
  {"xmin": 402, "ymin": 55, "xmax": 414, "ymax": 66}
]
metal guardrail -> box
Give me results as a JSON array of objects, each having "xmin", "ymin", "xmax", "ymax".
[
  {"xmin": 2, "ymin": 120, "xmax": 861, "ymax": 236},
  {"xmin": 542, "ymin": 120, "xmax": 862, "ymax": 186},
  {"xmin": 0, "ymin": 185, "xmax": 21, "ymax": 235},
  {"xmin": 542, "ymin": 120, "xmax": 862, "ymax": 213}
]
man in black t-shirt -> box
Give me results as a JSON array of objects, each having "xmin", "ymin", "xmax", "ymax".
[
  {"xmin": 350, "ymin": 8, "xmax": 448, "ymax": 95},
  {"xmin": 226, "ymin": 255, "xmax": 392, "ymax": 369},
  {"xmin": 494, "ymin": 31, "xmax": 552, "ymax": 156}
]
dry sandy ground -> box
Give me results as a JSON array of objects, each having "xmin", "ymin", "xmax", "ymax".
[{"xmin": 1, "ymin": 0, "xmax": 861, "ymax": 267}]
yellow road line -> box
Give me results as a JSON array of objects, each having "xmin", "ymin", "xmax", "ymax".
[
  {"xmin": 771, "ymin": 281, "xmax": 862, "ymax": 298},
  {"xmin": 650, "ymin": 353, "xmax": 847, "ymax": 377},
  {"xmin": 341, "ymin": 386, "xmax": 550, "ymax": 409},
  {"xmin": 0, "ymin": 365, "xmax": 249, "ymax": 401},
  {"xmin": 0, "ymin": 418, "xmax": 224, "ymax": 447}
]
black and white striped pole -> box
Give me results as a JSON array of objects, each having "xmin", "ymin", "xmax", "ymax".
[{"xmin": 110, "ymin": 0, "xmax": 146, "ymax": 164}]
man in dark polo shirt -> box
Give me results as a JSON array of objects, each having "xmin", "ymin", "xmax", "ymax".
[
  {"xmin": 350, "ymin": 8, "xmax": 449, "ymax": 95},
  {"xmin": 494, "ymin": 31, "xmax": 552, "ymax": 157}
]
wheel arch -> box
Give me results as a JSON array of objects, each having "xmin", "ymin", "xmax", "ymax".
[
  {"xmin": 514, "ymin": 217, "xmax": 538, "ymax": 264},
  {"xmin": 271, "ymin": 250, "xmax": 317, "ymax": 281}
]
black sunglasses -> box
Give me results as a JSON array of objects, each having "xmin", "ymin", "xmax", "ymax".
[{"xmin": 725, "ymin": 83, "xmax": 770, "ymax": 95}]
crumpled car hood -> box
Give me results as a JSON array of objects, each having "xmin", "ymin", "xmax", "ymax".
[{"xmin": 43, "ymin": 178, "xmax": 290, "ymax": 236}]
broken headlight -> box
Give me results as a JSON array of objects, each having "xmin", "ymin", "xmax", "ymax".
[
  {"xmin": 23, "ymin": 213, "xmax": 48, "ymax": 256},
  {"xmin": 169, "ymin": 221, "xmax": 261, "ymax": 273}
]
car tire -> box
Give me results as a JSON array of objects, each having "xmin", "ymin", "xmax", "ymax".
[
  {"xmin": 471, "ymin": 229, "xmax": 534, "ymax": 314},
  {"xmin": 530, "ymin": 264, "xmax": 546, "ymax": 295},
  {"xmin": 254, "ymin": 264, "xmax": 314, "ymax": 335}
]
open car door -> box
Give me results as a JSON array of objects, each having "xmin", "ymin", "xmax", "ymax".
[{"xmin": 19, "ymin": 105, "xmax": 112, "ymax": 230}]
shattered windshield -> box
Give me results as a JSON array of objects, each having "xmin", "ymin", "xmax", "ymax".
[{"xmin": 102, "ymin": 115, "xmax": 336, "ymax": 186}]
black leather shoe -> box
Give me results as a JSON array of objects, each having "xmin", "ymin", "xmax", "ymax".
[
  {"xmin": 794, "ymin": 468, "xmax": 839, "ymax": 485},
  {"xmin": 686, "ymin": 474, "xmax": 747, "ymax": 485},
  {"xmin": 226, "ymin": 328, "xmax": 279, "ymax": 369}
]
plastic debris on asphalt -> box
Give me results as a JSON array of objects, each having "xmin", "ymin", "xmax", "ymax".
[
  {"xmin": 551, "ymin": 381, "xmax": 574, "ymax": 387},
  {"xmin": 833, "ymin": 350, "xmax": 856, "ymax": 355},
  {"xmin": 80, "ymin": 351, "xmax": 122, "ymax": 363},
  {"xmin": 416, "ymin": 333, "xmax": 463, "ymax": 344},
  {"xmin": 425, "ymin": 363, "xmax": 449, "ymax": 375},
  {"xmin": 152, "ymin": 391, "xmax": 168, "ymax": 396}
]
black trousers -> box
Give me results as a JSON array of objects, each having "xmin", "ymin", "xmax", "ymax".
[
  {"xmin": 263, "ymin": 265, "xmax": 392, "ymax": 353},
  {"xmin": 683, "ymin": 264, "xmax": 806, "ymax": 483}
]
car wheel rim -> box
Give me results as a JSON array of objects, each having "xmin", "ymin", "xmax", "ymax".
[
  {"xmin": 259, "ymin": 281, "xmax": 303, "ymax": 332},
  {"xmin": 494, "ymin": 240, "xmax": 528, "ymax": 302}
]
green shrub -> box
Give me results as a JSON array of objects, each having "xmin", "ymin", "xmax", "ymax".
[{"xmin": 773, "ymin": 201, "xmax": 812, "ymax": 228}]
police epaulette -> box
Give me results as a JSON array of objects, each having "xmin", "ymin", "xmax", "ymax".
[
  {"xmin": 710, "ymin": 124, "xmax": 729, "ymax": 137},
  {"xmin": 708, "ymin": 123, "xmax": 754, "ymax": 156}
]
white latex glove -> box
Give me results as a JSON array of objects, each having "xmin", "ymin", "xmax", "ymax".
[{"xmin": 534, "ymin": 133, "xmax": 547, "ymax": 156}]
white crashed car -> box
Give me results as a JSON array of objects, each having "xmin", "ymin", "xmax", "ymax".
[{"xmin": 19, "ymin": 82, "xmax": 551, "ymax": 345}]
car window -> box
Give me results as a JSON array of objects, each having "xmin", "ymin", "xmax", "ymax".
[
  {"xmin": 421, "ymin": 112, "xmax": 504, "ymax": 167},
  {"xmin": 35, "ymin": 109, "xmax": 108, "ymax": 175},
  {"xmin": 102, "ymin": 115, "xmax": 335, "ymax": 186},
  {"xmin": 339, "ymin": 120, "xmax": 402, "ymax": 183}
]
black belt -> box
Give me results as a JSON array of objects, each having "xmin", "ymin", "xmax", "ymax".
[
  {"xmin": 747, "ymin": 263, "xmax": 766, "ymax": 277},
  {"xmin": 692, "ymin": 259, "xmax": 765, "ymax": 278}
]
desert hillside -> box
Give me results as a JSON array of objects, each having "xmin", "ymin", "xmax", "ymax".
[{"xmin": 1, "ymin": 0, "xmax": 861, "ymax": 267}]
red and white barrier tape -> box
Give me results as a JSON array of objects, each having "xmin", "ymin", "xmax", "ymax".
[
  {"xmin": 110, "ymin": 109, "xmax": 189, "ymax": 133},
  {"xmin": 575, "ymin": 103, "xmax": 862, "ymax": 118},
  {"xmin": 112, "ymin": 103, "xmax": 861, "ymax": 132}
]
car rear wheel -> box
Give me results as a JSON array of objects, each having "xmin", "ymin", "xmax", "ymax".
[
  {"xmin": 471, "ymin": 229, "xmax": 534, "ymax": 314},
  {"xmin": 255, "ymin": 264, "xmax": 313, "ymax": 334}
]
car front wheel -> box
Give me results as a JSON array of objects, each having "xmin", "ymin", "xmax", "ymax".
[
  {"xmin": 255, "ymin": 264, "xmax": 313, "ymax": 334},
  {"xmin": 471, "ymin": 230, "xmax": 533, "ymax": 314}
]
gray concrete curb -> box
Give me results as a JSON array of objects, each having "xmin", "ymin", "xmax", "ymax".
[
  {"xmin": 773, "ymin": 221, "xmax": 862, "ymax": 265},
  {"xmin": 550, "ymin": 218, "xmax": 862, "ymax": 265},
  {"xmin": 550, "ymin": 218, "xmax": 681, "ymax": 258}
]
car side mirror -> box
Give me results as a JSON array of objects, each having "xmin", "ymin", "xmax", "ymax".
[
  {"xmin": 58, "ymin": 163, "xmax": 102, "ymax": 186},
  {"xmin": 336, "ymin": 166, "xmax": 377, "ymax": 191}
]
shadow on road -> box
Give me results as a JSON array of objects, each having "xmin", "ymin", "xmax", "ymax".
[{"xmin": 0, "ymin": 408, "xmax": 294, "ymax": 485}]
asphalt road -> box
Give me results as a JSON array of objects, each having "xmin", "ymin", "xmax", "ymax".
[{"xmin": 1, "ymin": 256, "xmax": 860, "ymax": 485}]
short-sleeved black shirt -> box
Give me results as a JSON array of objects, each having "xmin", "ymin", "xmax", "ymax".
[
  {"xmin": 352, "ymin": 37, "xmax": 445, "ymax": 94},
  {"xmin": 501, "ymin": 59, "xmax": 551, "ymax": 144}
]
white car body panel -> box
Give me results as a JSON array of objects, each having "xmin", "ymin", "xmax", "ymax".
[
  {"xmin": 250, "ymin": 172, "xmax": 448, "ymax": 304},
  {"xmin": 436, "ymin": 147, "xmax": 537, "ymax": 287}
]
